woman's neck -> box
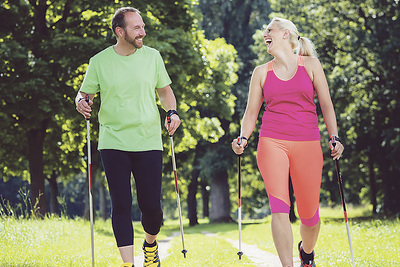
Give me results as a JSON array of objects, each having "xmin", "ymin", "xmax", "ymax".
[{"xmin": 273, "ymin": 51, "xmax": 298, "ymax": 69}]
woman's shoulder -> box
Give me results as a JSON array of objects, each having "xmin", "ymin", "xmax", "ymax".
[
  {"xmin": 302, "ymin": 55, "xmax": 321, "ymax": 67},
  {"xmin": 302, "ymin": 55, "xmax": 324, "ymax": 75},
  {"xmin": 254, "ymin": 61, "xmax": 272, "ymax": 74}
]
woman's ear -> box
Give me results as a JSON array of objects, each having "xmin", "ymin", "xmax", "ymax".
[{"xmin": 283, "ymin": 29, "xmax": 290, "ymax": 39}]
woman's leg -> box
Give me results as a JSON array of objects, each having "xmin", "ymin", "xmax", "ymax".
[
  {"xmin": 290, "ymin": 141, "xmax": 323, "ymax": 255},
  {"xmin": 271, "ymin": 213, "xmax": 294, "ymax": 266},
  {"xmin": 257, "ymin": 137, "xmax": 294, "ymax": 266},
  {"xmin": 300, "ymin": 220, "xmax": 321, "ymax": 253}
]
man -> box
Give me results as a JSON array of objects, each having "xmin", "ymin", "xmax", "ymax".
[{"xmin": 75, "ymin": 7, "xmax": 180, "ymax": 267}]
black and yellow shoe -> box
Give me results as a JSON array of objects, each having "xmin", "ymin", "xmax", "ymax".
[{"xmin": 142, "ymin": 240, "xmax": 160, "ymax": 267}]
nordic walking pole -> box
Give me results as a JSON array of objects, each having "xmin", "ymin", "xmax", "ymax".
[
  {"xmin": 236, "ymin": 137, "xmax": 244, "ymax": 260},
  {"xmin": 332, "ymin": 137, "xmax": 355, "ymax": 267},
  {"xmin": 85, "ymin": 94, "xmax": 95, "ymax": 267},
  {"xmin": 168, "ymin": 115, "xmax": 187, "ymax": 258}
]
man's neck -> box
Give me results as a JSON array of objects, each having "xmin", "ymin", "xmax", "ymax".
[{"xmin": 113, "ymin": 42, "xmax": 137, "ymax": 56}]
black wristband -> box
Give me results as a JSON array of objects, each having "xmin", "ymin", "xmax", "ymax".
[
  {"xmin": 166, "ymin": 109, "xmax": 178, "ymax": 123},
  {"xmin": 77, "ymin": 97, "xmax": 86, "ymax": 103},
  {"xmin": 166, "ymin": 109, "xmax": 179, "ymax": 118}
]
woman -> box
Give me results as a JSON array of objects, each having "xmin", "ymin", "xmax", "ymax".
[{"xmin": 232, "ymin": 17, "xmax": 344, "ymax": 267}]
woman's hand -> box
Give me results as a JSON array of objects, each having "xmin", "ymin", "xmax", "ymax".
[
  {"xmin": 329, "ymin": 139, "xmax": 344, "ymax": 160},
  {"xmin": 232, "ymin": 137, "xmax": 248, "ymax": 155}
]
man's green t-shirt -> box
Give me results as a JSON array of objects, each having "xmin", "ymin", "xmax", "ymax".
[{"xmin": 80, "ymin": 46, "xmax": 172, "ymax": 151}]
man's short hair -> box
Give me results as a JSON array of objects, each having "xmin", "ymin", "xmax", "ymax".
[{"xmin": 111, "ymin": 7, "xmax": 140, "ymax": 36}]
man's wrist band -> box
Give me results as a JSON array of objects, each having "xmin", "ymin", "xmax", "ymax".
[
  {"xmin": 77, "ymin": 97, "xmax": 86, "ymax": 103},
  {"xmin": 167, "ymin": 109, "xmax": 179, "ymax": 118}
]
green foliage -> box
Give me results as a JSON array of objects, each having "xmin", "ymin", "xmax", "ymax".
[
  {"xmin": 169, "ymin": 35, "xmax": 239, "ymax": 151},
  {"xmin": 198, "ymin": 0, "xmax": 272, "ymax": 110},
  {"xmin": 0, "ymin": 0, "xmax": 115, "ymax": 213},
  {"xmin": 194, "ymin": 0, "xmax": 272, "ymax": 222}
]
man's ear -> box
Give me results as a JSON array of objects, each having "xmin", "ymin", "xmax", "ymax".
[{"xmin": 116, "ymin": 27, "xmax": 124, "ymax": 37}]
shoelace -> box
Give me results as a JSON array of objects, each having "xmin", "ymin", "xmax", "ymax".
[{"xmin": 144, "ymin": 246, "xmax": 159, "ymax": 263}]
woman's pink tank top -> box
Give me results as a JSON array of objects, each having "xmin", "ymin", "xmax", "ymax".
[{"xmin": 259, "ymin": 55, "xmax": 320, "ymax": 141}]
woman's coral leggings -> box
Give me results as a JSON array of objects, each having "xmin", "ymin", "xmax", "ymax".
[{"xmin": 257, "ymin": 137, "xmax": 323, "ymax": 227}]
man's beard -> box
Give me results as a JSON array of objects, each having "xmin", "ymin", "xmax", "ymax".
[{"xmin": 124, "ymin": 32, "xmax": 143, "ymax": 49}]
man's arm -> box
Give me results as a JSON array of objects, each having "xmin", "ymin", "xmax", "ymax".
[{"xmin": 156, "ymin": 85, "xmax": 180, "ymax": 135}]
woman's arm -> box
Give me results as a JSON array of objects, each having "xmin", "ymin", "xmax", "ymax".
[
  {"xmin": 232, "ymin": 65, "xmax": 265, "ymax": 155},
  {"xmin": 306, "ymin": 57, "xmax": 344, "ymax": 159}
]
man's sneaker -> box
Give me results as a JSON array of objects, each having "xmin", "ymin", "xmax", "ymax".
[
  {"xmin": 120, "ymin": 263, "xmax": 133, "ymax": 267},
  {"xmin": 298, "ymin": 241, "xmax": 316, "ymax": 267},
  {"xmin": 142, "ymin": 240, "xmax": 161, "ymax": 267}
]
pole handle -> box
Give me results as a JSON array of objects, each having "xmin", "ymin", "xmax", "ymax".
[
  {"xmin": 331, "ymin": 136, "xmax": 337, "ymax": 148},
  {"xmin": 84, "ymin": 94, "xmax": 90, "ymax": 121}
]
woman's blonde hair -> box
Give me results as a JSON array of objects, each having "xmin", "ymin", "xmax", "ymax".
[{"xmin": 269, "ymin": 17, "xmax": 317, "ymax": 57}]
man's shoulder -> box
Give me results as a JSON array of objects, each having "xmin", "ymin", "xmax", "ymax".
[
  {"xmin": 140, "ymin": 45, "xmax": 161, "ymax": 56},
  {"xmin": 89, "ymin": 46, "xmax": 113, "ymax": 62},
  {"xmin": 94, "ymin": 46, "xmax": 113, "ymax": 56}
]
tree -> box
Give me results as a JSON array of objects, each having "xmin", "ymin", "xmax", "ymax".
[
  {"xmin": 195, "ymin": 0, "xmax": 272, "ymax": 221},
  {"xmin": 0, "ymin": 0, "xmax": 113, "ymax": 216}
]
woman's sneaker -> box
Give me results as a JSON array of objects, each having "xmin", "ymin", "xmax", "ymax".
[
  {"xmin": 142, "ymin": 240, "xmax": 160, "ymax": 267},
  {"xmin": 120, "ymin": 263, "xmax": 133, "ymax": 267},
  {"xmin": 298, "ymin": 241, "xmax": 316, "ymax": 267}
]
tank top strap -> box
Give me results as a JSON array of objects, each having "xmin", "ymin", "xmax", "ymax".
[
  {"xmin": 298, "ymin": 55, "xmax": 305, "ymax": 67},
  {"xmin": 266, "ymin": 60, "xmax": 274, "ymax": 72}
]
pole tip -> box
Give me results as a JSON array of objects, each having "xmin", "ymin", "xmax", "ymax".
[
  {"xmin": 182, "ymin": 249, "xmax": 187, "ymax": 258},
  {"xmin": 237, "ymin": 251, "xmax": 243, "ymax": 259}
]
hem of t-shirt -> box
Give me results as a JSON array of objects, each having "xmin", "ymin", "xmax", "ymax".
[
  {"xmin": 97, "ymin": 145, "xmax": 163, "ymax": 152},
  {"xmin": 156, "ymin": 82, "xmax": 172, "ymax": 89}
]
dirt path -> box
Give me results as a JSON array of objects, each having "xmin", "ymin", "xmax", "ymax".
[
  {"xmin": 135, "ymin": 231, "xmax": 300, "ymax": 266},
  {"xmin": 204, "ymin": 231, "xmax": 300, "ymax": 267}
]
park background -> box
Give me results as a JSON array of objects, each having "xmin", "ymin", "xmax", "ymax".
[{"xmin": 0, "ymin": 0, "xmax": 399, "ymax": 266}]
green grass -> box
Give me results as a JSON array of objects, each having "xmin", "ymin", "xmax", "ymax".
[{"xmin": 1, "ymin": 206, "xmax": 399, "ymax": 266}]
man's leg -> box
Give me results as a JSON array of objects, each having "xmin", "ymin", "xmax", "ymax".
[
  {"xmin": 100, "ymin": 149, "xmax": 135, "ymax": 264},
  {"xmin": 131, "ymin": 150, "xmax": 163, "ymax": 266}
]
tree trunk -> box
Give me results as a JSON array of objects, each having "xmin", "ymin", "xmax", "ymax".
[
  {"xmin": 200, "ymin": 180, "xmax": 210, "ymax": 218},
  {"xmin": 210, "ymin": 169, "xmax": 232, "ymax": 222},
  {"xmin": 380, "ymin": 157, "xmax": 400, "ymax": 216},
  {"xmin": 27, "ymin": 122, "xmax": 48, "ymax": 217},
  {"xmin": 208, "ymin": 118, "xmax": 233, "ymax": 223},
  {"xmin": 188, "ymin": 146, "xmax": 201, "ymax": 226},
  {"xmin": 47, "ymin": 170, "xmax": 58, "ymax": 215},
  {"xmin": 368, "ymin": 154, "xmax": 377, "ymax": 215}
]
